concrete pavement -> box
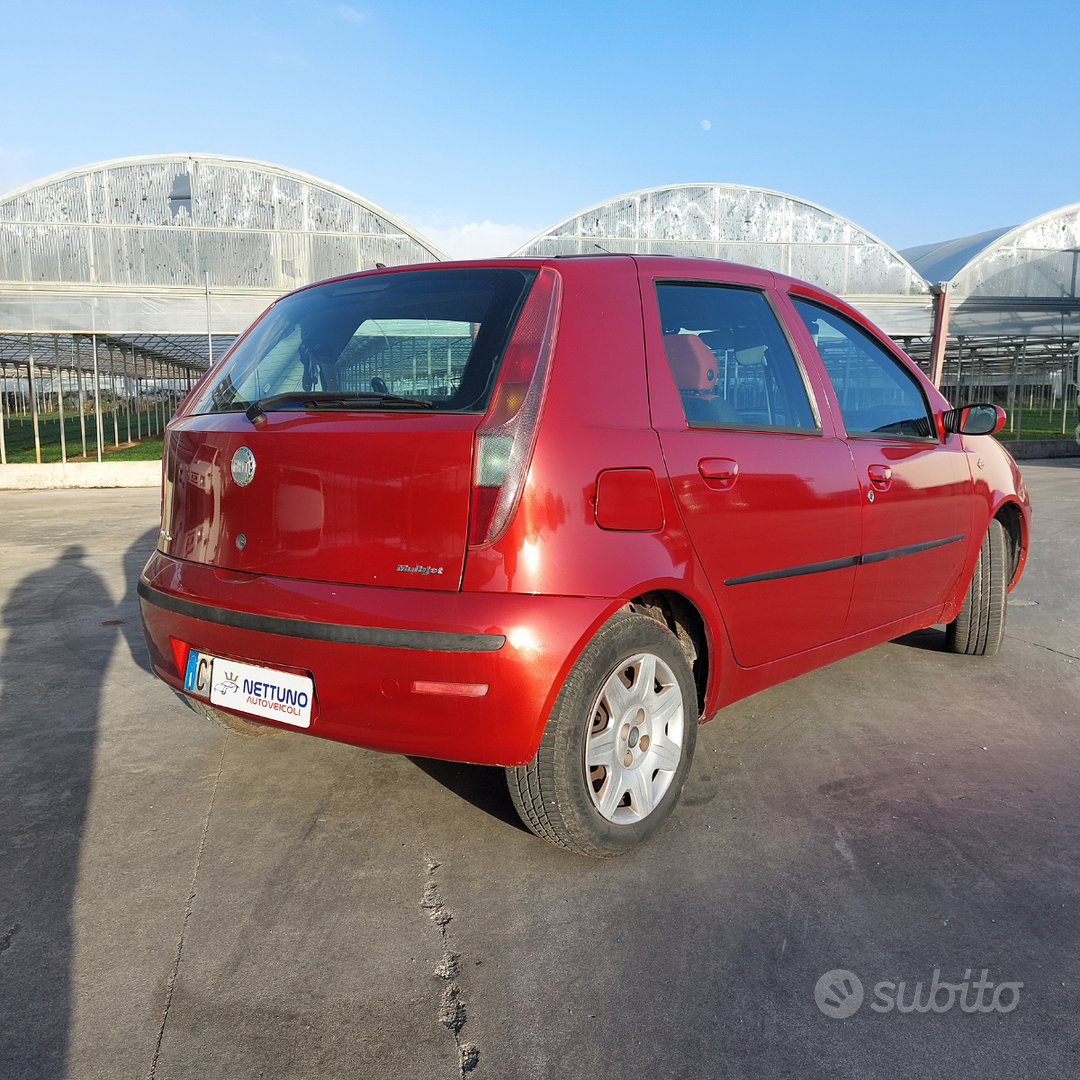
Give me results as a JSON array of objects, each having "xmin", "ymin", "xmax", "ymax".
[{"xmin": 0, "ymin": 466, "xmax": 1077, "ymax": 1079}]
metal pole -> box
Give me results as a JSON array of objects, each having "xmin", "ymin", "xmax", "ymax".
[
  {"xmin": 1068, "ymin": 339, "xmax": 1079, "ymax": 436},
  {"xmin": 124, "ymin": 346, "xmax": 132, "ymax": 444},
  {"xmin": 1065, "ymin": 354, "xmax": 1072, "ymax": 436},
  {"xmin": 205, "ymin": 271, "xmax": 214, "ymax": 367},
  {"xmin": 1008, "ymin": 347, "xmax": 1016, "ymax": 433},
  {"xmin": 76, "ymin": 338, "xmax": 87, "ymax": 457},
  {"xmin": 27, "ymin": 337, "xmax": 41, "ymax": 464},
  {"xmin": 1015, "ymin": 341, "xmax": 1026, "ymax": 440},
  {"xmin": 928, "ymin": 282, "xmax": 952, "ymax": 389},
  {"xmin": 954, "ymin": 336, "xmax": 964, "ymax": 404},
  {"xmin": 1049, "ymin": 348, "xmax": 1057, "ymax": 428},
  {"xmin": 135, "ymin": 350, "xmax": 142, "ymax": 440},
  {"xmin": 108, "ymin": 342, "xmax": 120, "ymax": 447},
  {"xmin": 55, "ymin": 335, "xmax": 67, "ymax": 464},
  {"xmin": 0, "ymin": 363, "xmax": 6, "ymax": 465},
  {"xmin": 92, "ymin": 334, "xmax": 103, "ymax": 463}
]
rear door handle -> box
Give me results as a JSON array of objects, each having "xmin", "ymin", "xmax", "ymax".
[
  {"xmin": 698, "ymin": 457, "xmax": 739, "ymax": 483},
  {"xmin": 867, "ymin": 464, "xmax": 892, "ymax": 488}
]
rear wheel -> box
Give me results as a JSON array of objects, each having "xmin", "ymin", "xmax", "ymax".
[
  {"xmin": 507, "ymin": 611, "xmax": 697, "ymax": 857},
  {"xmin": 946, "ymin": 518, "xmax": 1008, "ymax": 656}
]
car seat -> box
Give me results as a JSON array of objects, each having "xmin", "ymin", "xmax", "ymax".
[{"xmin": 662, "ymin": 333, "xmax": 741, "ymax": 424}]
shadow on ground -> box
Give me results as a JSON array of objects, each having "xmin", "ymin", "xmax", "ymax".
[
  {"xmin": 891, "ymin": 626, "xmax": 948, "ymax": 652},
  {"xmin": 407, "ymin": 757, "xmax": 528, "ymax": 832},
  {"xmin": 0, "ymin": 526, "xmax": 158, "ymax": 1079}
]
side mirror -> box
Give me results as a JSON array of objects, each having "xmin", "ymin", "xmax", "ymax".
[{"xmin": 942, "ymin": 403, "xmax": 1007, "ymax": 436}]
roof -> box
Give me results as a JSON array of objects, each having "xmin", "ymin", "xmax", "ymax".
[
  {"xmin": 0, "ymin": 153, "xmax": 445, "ymax": 336},
  {"xmin": 899, "ymin": 227, "xmax": 1014, "ymax": 286},
  {"xmin": 513, "ymin": 183, "xmax": 930, "ymax": 299}
]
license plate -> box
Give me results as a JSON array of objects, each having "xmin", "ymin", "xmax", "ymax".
[{"xmin": 183, "ymin": 650, "xmax": 313, "ymax": 729}]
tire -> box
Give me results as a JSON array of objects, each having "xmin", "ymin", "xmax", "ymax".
[
  {"xmin": 185, "ymin": 695, "xmax": 282, "ymax": 737},
  {"xmin": 506, "ymin": 611, "xmax": 698, "ymax": 857},
  {"xmin": 946, "ymin": 518, "xmax": 1008, "ymax": 656}
]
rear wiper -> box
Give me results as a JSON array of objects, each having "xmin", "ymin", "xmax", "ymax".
[{"xmin": 245, "ymin": 391, "xmax": 434, "ymax": 425}]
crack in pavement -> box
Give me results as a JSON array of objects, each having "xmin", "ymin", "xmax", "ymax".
[
  {"xmin": 0, "ymin": 923, "xmax": 21, "ymax": 954},
  {"xmin": 1009, "ymin": 635, "xmax": 1080, "ymax": 662},
  {"xmin": 145, "ymin": 735, "xmax": 228, "ymax": 1080},
  {"xmin": 422, "ymin": 857, "xmax": 479, "ymax": 1077}
]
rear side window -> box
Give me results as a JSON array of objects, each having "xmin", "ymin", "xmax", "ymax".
[
  {"xmin": 189, "ymin": 267, "xmax": 536, "ymax": 415},
  {"xmin": 791, "ymin": 297, "xmax": 934, "ymax": 439},
  {"xmin": 655, "ymin": 282, "xmax": 817, "ymax": 431}
]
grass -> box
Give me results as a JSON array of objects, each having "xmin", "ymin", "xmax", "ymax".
[
  {"xmin": 994, "ymin": 400, "xmax": 1077, "ymax": 442},
  {"xmin": 107, "ymin": 438, "xmax": 165, "ymax": 461},
  {"xmin": 3, "ymin": 395, "xmax": 1074, "ymax": 465},
  {"xmin": 943, "ymin": 385, "xmax": 1076, "ymax": 443},
  {"xmin": 2, "ymin": 409, "xmax": 167, "ymax": 463}
]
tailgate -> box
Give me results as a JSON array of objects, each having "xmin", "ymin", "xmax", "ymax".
[{"xmin": 161, "ymin": 410, "xmax": 478, "ymax": 591}]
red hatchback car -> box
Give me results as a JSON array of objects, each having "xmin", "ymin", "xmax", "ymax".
[{"xmin": 140, "ymin": 255, "xmax": 1030, "ymax": 856}]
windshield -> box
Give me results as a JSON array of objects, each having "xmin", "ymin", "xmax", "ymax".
[{"xmin": 188, "ymin": 267, "xmax": 537, "ymax": 415}]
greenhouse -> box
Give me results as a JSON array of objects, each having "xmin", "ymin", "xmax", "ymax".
[
  {"xmin": 0, "ymin": 154, "xmax": 444, "ymax": 463},
  {"xmin": 513, "ymin": 183, "xmax": 933, "ymax": 336},
  {"xmin": 3, "ymin": 168, "xmax": 1077, "ymax": 464},
  {"xmin": 899, "ymin": 203, "xmax": 1080, "ymax": 439},
  {"xmin": 517, "ymin": 185, "xmax": 1079, "ymax": 441}
]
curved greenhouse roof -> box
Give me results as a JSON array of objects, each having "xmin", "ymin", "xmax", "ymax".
[
  {"xmin": 0, "ymin": 153, "xmax": 445, "ymax": 335},
  {"xmin": 900, "ymin": 226, "xmax": 1014, "ymax": 286},
  {"xmin": 513, "ymin": 184, "xmax": 931, "ymax": 335},
  {"xmin": 922, "ymin": 202, "xmax": 1080, "ymax": 338},
  {"xmin": 948, "ymin": 202, "xmax": 1080, "ymax": 298}
]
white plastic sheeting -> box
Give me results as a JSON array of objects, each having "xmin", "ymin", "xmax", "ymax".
[
  {"xmin": 0, "ymin": 154, "xmax": 445, "ymax": 335},
  {"xmin": 951, "ymin": 203, "xmax": 1080, "ymax": 299},
  {"xmin": 514, "ymin": 184, "xmax": 929, "ymax": 297}
]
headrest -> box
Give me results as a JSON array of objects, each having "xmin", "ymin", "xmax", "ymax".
[
  {"xmin": 663, "ymin": 334, "xmax": 717, "ymax": 392},
  {"xmin": 735, "ymin": 344, "xmax": 767, "ymax": 366}
]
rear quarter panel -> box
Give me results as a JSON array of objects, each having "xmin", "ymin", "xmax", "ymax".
[{"xmin": 461, "ymin": 256, "xmax": 729, "ymax": 729}]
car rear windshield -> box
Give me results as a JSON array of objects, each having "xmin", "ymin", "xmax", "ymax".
[{"xmin": 187, "ymin": 267, "xmax": 537, "ymax": 415}]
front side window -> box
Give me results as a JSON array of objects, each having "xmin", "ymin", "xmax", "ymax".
[
  {"xmin": 188, "ymin": 267, "xmax": 536, "ymax": 415},
  {"xmin": 655, "ymin": 282, "xmax": 817, "ymax": 431},
  {"xmin": 790, "ymin": 297, "xmax": 934, "ymax": 439}
]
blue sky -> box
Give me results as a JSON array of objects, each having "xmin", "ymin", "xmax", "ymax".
[{"xmin": 2, "ymin": 0, "xmax": 1077, "ymax": 257}]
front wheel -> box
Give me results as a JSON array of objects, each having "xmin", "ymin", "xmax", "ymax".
[
  {"xmin": 507, "ymin": 611, "xmax": 697, "ymax": 857},
  {"xmin": 946, "ymin": 518, "xmax": 1008, "ymax": 656}
]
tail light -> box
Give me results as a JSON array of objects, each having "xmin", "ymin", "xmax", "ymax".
[
  {"xmin": 468, "ymin": 267, "xmax": 561, "ymax": 546},
  {"xmin": 169, "ymin": 637, "xmax": 190, "ymax": 678}
]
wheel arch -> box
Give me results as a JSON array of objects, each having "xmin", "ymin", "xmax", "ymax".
[
  {"xmin": 627, "ymin": 588, "xmax": 711, "ymax": 717},
  {"xmin": 992, "ymin": 498, "xmax": 1026, "ymax": 587}
]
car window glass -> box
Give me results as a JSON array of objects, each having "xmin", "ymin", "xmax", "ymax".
[
  {"xmin": 190, "ymin": 267, "xmax": 535, "ymax": 415},
  {"xmin": 791, "ymin": 297, "xmax": 934, "ymax": 439},
  {"xmin": 655, "ymin": 283, "xmax": 817, "ymax": 430}
]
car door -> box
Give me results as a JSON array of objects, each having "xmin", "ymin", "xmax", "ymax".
[
  {"xmin": 642, "ymin": 265, "xmax": 863, "ymax": 668},
  {"xmin": 784, "ymin": 290, "xmax": 974, "ymax": 634}
]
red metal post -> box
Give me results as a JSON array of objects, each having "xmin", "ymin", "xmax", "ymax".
[{"xmin": 928, "ymin": 282, "xmax": 952, "ymax": 390}]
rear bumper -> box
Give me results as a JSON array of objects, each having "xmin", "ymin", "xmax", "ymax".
[{"xmin": 139, "ymin": 550, "xmax": 612, "ymax": 765}]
